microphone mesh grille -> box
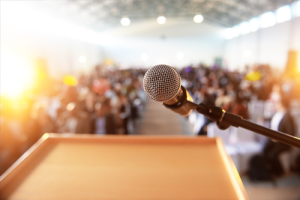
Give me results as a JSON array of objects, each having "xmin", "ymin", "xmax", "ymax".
[{"xmin": 143, "ymin": 64, "xmax": 181, "ymax": 102}]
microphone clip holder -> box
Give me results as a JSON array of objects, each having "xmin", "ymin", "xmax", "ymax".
[
  {"xmin": 162, "ymin": 86, "xmax": 187, "ymax": 110},
  {"xmin": 197, "ymin": 103, "xmax": 242, "ymax": 130},
  {"xmin": 162, "ymin": 86, "xmax": 193, "ymax": 117}
]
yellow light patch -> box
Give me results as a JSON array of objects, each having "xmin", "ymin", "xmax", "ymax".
[
  {"xmin": 246, "ymin": 71, "xmax": 261, "ymax": 81},
  {"xmin": 63, "ymin": 75, "xmax": 78, "ymax": 86}
]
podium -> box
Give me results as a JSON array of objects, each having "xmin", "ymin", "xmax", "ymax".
[{"xmin": 0, "ymin": 134, "xmax": 248, "ymax": 200}]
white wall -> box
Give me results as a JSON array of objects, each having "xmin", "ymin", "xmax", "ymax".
[
  {"xmin": 1, "ymin": 17, "xmax": 226, "ymax": 77},
  {"xmin": 4, "ymin": 0, "xmax": 300, "ymax": 76},
  {"xmin": 223, "ymin": 17, "xmax": 300, "ymax": 71},
  {"xmin": 100, "ymin": 19, "xmax": 226, "ymax": 68},
  {"xmin": 1, "ymin": 25, "xmax": 103, "ymax": 78},
  {"xmin": 0, "ymin": 1, "xmax": 104, "ymax": 78}
]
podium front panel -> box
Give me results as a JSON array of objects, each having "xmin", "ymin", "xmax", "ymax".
[{"xmin": 0, "ymin": 134, "xmax": 248, "ymax": 200}]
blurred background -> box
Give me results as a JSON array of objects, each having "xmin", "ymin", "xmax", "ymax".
[{"xmin": 1, "ymin": 0, "xmax": 300, "ymax": 199}]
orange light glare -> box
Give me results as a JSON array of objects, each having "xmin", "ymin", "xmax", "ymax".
[{"xmin": 1, "ymin": 52, "xmax": 35, "ymax": 98}]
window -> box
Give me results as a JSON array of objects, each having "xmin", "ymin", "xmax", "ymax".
[
  {"xmin": 292, "ymin": 0, "xmax": 300, "ymax": 17},
  {"xmin": 249, "ymin": 18, "xmax": 259, "ymax": 32},
  {"xmin": 240, "ymin": 22, "xmax": 250, "ymax": 35},
  {"xmin": 224, "ymin": 28, "xmax": 233, "ymax": 40},
  {"xmin": 260, "ymin": 12, "xmax": 276, "ymax": 28},
  {"xmin": 232, "ymin": 25, "xmax": 240, "ymax": 37},
  {"xmin": 276, "ymin": 5, "xmax": 291, "ymax": 23}
]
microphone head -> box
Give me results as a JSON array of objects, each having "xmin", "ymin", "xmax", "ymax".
[{"xmin": 143, "ymin": 64, "xmax": 181, "ymax": 102}]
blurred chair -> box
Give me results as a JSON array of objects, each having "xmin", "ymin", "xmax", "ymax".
[
  {"xmin": 207, "ymin": 123, "xmax": 231, "ymax": 144},
  {"xmin": 189, "ymin": 112, "xmax": 204, "ymax": 135},
  {"xmin": 248, "ymin": 100, "xmax": 265, "ymax": 122},
  {"xmin": 234, "ymin": 142, "xmax": 264, "ymax": 174},
  {"xmin": 224, "ymin": 145, "xmax": 240, "ymax": 172},
  {"xmin": 227, "ymin": 127, "xmax": 263, "ymax": 174},
  {"xmin": 228, "ymin": 127, "xmax": 257, "ymax": 143},
  {"xmin": 188, "ymin": 111, "xmax": 197, "ymax": 125},
  {"xmin": 207, "ymin": 123, "xmax": 240, "ymax": 171}
]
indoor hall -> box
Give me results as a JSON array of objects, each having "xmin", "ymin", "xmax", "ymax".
[{"xmin": 1, "ymin": 0, "xmax": 300, "ymax": 199}]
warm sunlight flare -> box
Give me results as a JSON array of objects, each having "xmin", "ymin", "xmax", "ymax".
[{"xmin": 1, "ymin": 52, "xmax": 35, "ymax": 98}]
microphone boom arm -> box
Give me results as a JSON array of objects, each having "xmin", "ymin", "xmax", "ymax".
[
  {"xmin": 186, "ymin": 101, "xmax": 300, "ymax": 148},
  {"xmin": 142, "ymin": 64, "xmax": 300, "ymax": 148}
]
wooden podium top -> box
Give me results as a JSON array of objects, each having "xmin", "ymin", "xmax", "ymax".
[{"xmin": 0, "ymin": 134, "xmax": 248, "ymax": 200}]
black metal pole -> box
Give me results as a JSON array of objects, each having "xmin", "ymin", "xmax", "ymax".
[
  {"xmin": 191, "ymin": 102, "xmax": 300, "ymax": 148},
  {"xmin": 238, "ymin": 119, "xmax": 300, "ymax": 148}
]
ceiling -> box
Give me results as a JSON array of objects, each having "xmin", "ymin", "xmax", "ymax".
[{"xmin": 32, "ymin": 0, "xmax": 296, "ymax": 31}]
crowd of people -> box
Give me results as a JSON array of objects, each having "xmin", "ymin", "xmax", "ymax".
[
  {"xmin": 179, "ymin": 63, "xmax": 300, "ymax": 178},
  {"xmin": 179, "ymin": 63, "xmax": 299, "ymax": 135},
  {"xmin": 0, "ymin": 65, "xmax": 147, "ymax": 175},
  {"xmin": 1, "ymin": 62, "xmax": 300, "ymax": 178}
]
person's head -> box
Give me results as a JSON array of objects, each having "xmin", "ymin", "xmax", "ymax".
[
  {"xmin": 95, "ymin": 98, "xmax": 112, "ymax": 117},
  {"xmin": 217, "ymin": 88, "xmax": 227, "ymax": 96},
  {"xmin": 269, "ymin": 84, "xmax": 290, "ymax": 111},
  {"xmin": 31, "ymin": 101, "xmax": 48, "ymax": 120},
  {"xmin": 234, "ymin": 95, "xmax": 243, "ymax": 104},
  {"xmin": 226, "ymin": 83, "xmax": 234, "ymax": 91},
  {"xmin": 272, "ymin": 84, "xmax": 281, "ymax": 93},
  {"xmin": 275, "ymin": 95, "xmax": 290, "ymax": 111},
  {"xmin": 66, "ymin": 102, "xmax": 81, "ymax": 117}
]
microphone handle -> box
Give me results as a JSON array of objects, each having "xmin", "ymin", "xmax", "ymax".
[{"xmin": 189, "ymin": 101, "xmax": 300, "ymax": 148}]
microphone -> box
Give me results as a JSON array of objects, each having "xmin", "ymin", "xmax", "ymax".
[
  {"xmin": 143, "ymin": 64, "xmax": 300, "ymax": 148},
  {"xmin": 143, "ymin": 64, "xmax": 195, "ymax": 117}
]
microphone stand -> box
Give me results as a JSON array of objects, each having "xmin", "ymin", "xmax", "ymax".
[{"xmin": 186, "ymin": 101, "xmax": 300, "ymax": 148}]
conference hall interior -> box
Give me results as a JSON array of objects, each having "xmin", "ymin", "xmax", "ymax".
[{"xmin": 1, "ymin": 0, "xmax": 300, "ymax": 199}]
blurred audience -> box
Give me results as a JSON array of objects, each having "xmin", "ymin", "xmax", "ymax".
[
  {"xmin": 230, "ymin": 96, "xmax": 249, "ymax": 119},
  {"xmin": 1, "ymin": 62, "xmax": 300, "ymax": 177},
  {"xmin": 0, "ymin": 65, "xmax": 147, "ymax": 175},
  {"xmin": 263, "ymin": 92, "xmax": 296, "ymax": 176}
]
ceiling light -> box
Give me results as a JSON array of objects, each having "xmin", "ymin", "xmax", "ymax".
[
  {"xmin": 177, "ymin": 52, "xmax": 184, "ymax": 60},
  {"xmin": 193, "ymin": 15, "xmax": 204, "ymax": 23},
  {"xmin": 141, "ymin": 54, "xmax": 148, "ymax": 61},
  {"xmin": 120, "ymin": 17, "xmax": 130, "ymax": 26},
  {"xmin": 79, "ymin": 56, "xmax": 86, "ymax": 63},
  {"xmin": 157, "ymin": 16, "xmax": 166, "ymax": 24}
]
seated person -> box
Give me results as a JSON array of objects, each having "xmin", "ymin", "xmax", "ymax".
[
  {"xmin": 230, "ymin": 96, "xmax": 249, "ymax": 119},
  {"xmin": 263, "ymin": 94, "xmax": 295, "ymax": 176},
  {"xmin": 214, "ymin": 88, "xmax": 231, "ymax": 111}
]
